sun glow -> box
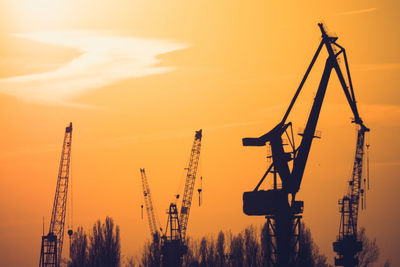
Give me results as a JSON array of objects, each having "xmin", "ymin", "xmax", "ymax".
[
  {"xmin": 0, "ymin": 31, "xmax": 187, "ymax": 106},
  {"xmin": 7, "ymin": 0, "xmax": 71, "ymax": 30}
]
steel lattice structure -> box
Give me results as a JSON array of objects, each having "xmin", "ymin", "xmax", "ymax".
[
  {"xmin": 140, "ymin": 168, "xmax": 159, "ymax": 237},
  {"xmin": 333, "ymin": 126, "xmax": 369, "ymax": 267},
  {"xmin": 162, "ymin": 129, "xmax": 202, "ymax": 267},
  {"xmin": 242, "ymin": 24, "xmax": 368, "ymax": 267},
  {"xmin": 178, "ymin": 129, "xmax": 202, "ymax": 240},
  {"xmin": 39, "ymin": 122, "xmax": 72, "ymax": 267}
]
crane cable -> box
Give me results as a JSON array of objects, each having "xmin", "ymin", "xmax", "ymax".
[
  {"xmin": 70, "ymin": 152, "xmax": 73, "ymax": 232},
  {"xmin": 366, "ymin": 133, "xmax": 370, "ymax": 190},
  {"xmin": 197, "ymin": 154, "xmax": 203, "ymax": 207}
]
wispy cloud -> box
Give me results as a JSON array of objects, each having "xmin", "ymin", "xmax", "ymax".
[
  {"xmin": 0, "ymin": 31, "xmax": 187, "ymax": 106},
  {"xmin": 337, "ymin": 8, "xmax": 377, "ymax": 16}
]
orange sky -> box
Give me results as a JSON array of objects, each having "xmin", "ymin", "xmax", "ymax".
[{"xmin": 0, "ymin": 1, "xmax": 399, "ymax": 266}]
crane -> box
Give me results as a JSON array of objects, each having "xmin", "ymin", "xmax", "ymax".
[
  {"xmin": 161, "ymin": 129, "xmax": 202, "ymax": 266},
  {"xmin": 333, "ymin": 127, "xmax": 369, "ymax": 266},
  {"xmin": 178, "ymin": 129, "xmax": 202, "ymax": 240},
  {"xmin": 242, "ymin": 24, "xmax": 368, "ymax": 266},
  {"xmin": 140, "ymin": 168, "xmax": 161, "ymax": 238},
  {"xmin": 39, "ymin": 122, "xmax": 73, "ymax": 267}
]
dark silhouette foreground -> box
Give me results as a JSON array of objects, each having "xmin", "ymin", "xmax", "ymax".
[
  {"xmin": 68, "ymin": 219, "xmax": 384, "ymax": 267},
  {"xmin": 142, "ymin": 222, "xmax": 330, "ymax": 267},
  {"xmin": 69, "ymin": 217, "xmax": 120, "ymax": 267}
]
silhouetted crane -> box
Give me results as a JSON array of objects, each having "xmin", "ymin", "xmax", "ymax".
[
  {"xmin": 39, "ymin": 123, "xmax": 73, "ymax": 267},
  {"xmin": 140, "ymin": 168, "xmax": 161, "ymax": 238},
  {"xmin": 242, "ymin": 24, "xmax": 368, "ymax": 266},
  {"xmin": 162, "ymin": 129, "xmax": 202, "ymax": 266},
  {"xmin": 333, "ymin": 126, "xmax": 370, "ymax": 266}
]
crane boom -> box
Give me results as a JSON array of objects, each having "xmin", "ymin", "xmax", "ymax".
[
  {"xmin": 242, "ymin": 24, "xmax": 368, "ymax": 266},
  {"xmin": 39, "ymin": 122, "xmax": 72, "ymax": 267},
  {"xmin": 348, "ymin": 129, "xmax": 366, "ymax": 232},
  {"xmin": 161, "ymin": 129, "xmax": 203, "ymax": 267},
  {"xmin": 243, "ymin": 23, "xmax": 368, "ymax": 197},
  {"xmin": 140, "ymin": 168, "xmax": 159, "ymax": 237},
  {"xmin": 333, "ymin": 126, "xmax": 369, "ymax": 266},
  {"xmin": 179, "ymin": 129, "xmax": 202, "ymax": 240}
]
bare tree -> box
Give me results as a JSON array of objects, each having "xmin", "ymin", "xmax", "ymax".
[
  {"xmin": 206, "ymin": 237, "xmax": 216, "ymax": 266},
  {"xmin": 229, "ymin": 233, "xmax": 244, "ymax": 267},
  {"xmin": 69, "ymin": 227, "xmax": 88, "ymax": 267},
  {"xmin": 357, "ymin": 227, "xmax": 379, "ymax": 267},
  {"xmin": 296, "ymin": 223, "xmax": 330, "ymax": 267},
  {"xmin": 243, "ymin": 226, "xmax": 260, "ymax": 267},
  {"xmin": 184, "ymin": 237, "xmax": 201, "ymax": 267},
  {"xmin": 140, "ymin": 222, "xmax": 333, "ymax": 267},
  {"xmin": 88, "ymin": 217, "xmax": 121, "ymax": 267},
  {"xmin": 124, "ymin": 256, "xmax": 136, "ymax": 267},
  {"xmin": 199, "ymin": 237, "xmax": 208, "ymax": 266},
  {"xmin": 216, "ymin": 231, "xmax": 225, "ymax": 267},
  {"xmin": 141, "ymin": 232, "xmax": 161, "ymax": 267},
  {"xmin": 260, "ymin": 222, "xmax": 273, "ymax": 267}
]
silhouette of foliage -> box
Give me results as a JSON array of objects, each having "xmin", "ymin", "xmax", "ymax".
[
  {"xmin": 357, "ymin": 227, "xmax": 379, "ymax": 267},
  {"xmin": 199, "ymin": 237, "xmax": 209, "ymax": 266},
  {"xmin": 243, "ymin": 225, "xmax": 260, "ymax": 267},
  {"xmin": 68, "ymin": 217, "xmax": 120, "ymax": 267},
  {"xmin": 124, "ymin": 256, "xmax": 136, "ymax": 267},
  {"xmin": 296, "ymin": 223, "xmax": 330, "ymax": 267},
  {"xmin": 215, "ymin": 231, "xmax": 225, "ymax": 267},
  {"xmin": 260, "ymin": 222, "xmax": 272, "ymax": 266},
  {"xmin": 69, "ymin": 227, "xmax": 88, "ymax": 267},
  {"xmin": 141, "ymin": 232, "xmax": 162, "ymax": 267},
  {"xmin": 140, "ymin": 222, "xmax": 333, "ymax": 267},
  {"xmin": 229, "ymin": 232, "xmax": 244, "ymax": 267}
]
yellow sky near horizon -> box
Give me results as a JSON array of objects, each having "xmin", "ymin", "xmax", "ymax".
[{"xmin": 0, "ymin": 1, "xmax": 399, "ymax": 266}]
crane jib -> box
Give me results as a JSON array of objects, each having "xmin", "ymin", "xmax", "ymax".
[
  {"xmin": 241, "ymin": 23, "xmax": 369, "ymax": 267},
  {"xmin": 39, "ymin": 122, "xmax": 72, "ymax": 267}
]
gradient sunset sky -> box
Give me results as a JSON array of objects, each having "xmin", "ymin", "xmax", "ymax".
[{"xmin": 0, "ymin": 1, "xmax": 399, "ymax": 266}]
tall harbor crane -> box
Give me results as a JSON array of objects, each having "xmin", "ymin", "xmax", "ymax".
[
  {"xmin": 39, "ymin": 123, "xmax": 73, "ymax": 267},
  {"xmin": 162, "ymin": 129, "xmax": 202, "ymax": 266},
  {"xmin": 140, "ymin": 168, "xmax": 161, "ymax": 238},
  {"xmin": 242, "ymin": 24, "xmax": 368, "ymax": 266},
  {"xmin": 333, "ymin": 127, "xmax": 369, "ymax": 266}
]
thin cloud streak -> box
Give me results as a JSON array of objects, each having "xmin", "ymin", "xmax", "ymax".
[
  {"xmin": 0, "ymin": 31, "xmax": 188, "ymax": 106},
  {"xmin": 337, "ymin": 8, "xmax": 377, "ymax": 16}
]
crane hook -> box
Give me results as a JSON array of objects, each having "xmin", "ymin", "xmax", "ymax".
[{"xmin": 197, "ymin": 176, "xmax": 203, "ymax": 206}]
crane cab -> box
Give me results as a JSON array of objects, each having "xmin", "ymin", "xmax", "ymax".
[
  {"xmin": 243, "ymin": 189, "xmax": 289, "ymax": 216},
  {"xmin": 243, "ymin": 190, "xmax": 304, "ymax": 215}
]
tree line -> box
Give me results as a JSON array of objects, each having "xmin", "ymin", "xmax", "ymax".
[
  {"xmin": 68, "ymin": 217, "xmax": 385, "ymax": 267},
  {"xmin": 142, "ymin": 223, "xmax": 330, "ymax": 267}
]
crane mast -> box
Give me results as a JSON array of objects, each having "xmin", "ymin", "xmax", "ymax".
[
  {"xmin": 39, "ymin": 122, "xmax": 72, "ymax": 267},
  {"xmin": 162, "ymin": 129, "xmax": 202, "ymax": 267},
  {"xmin": 333, "ymin": 126, "xmax": 369, "ymax": 266},
  {"xmin": 242, "ymin": 24, "xmax": 368, "ymax": 266},
  {"xmin": 140, "ymin": 168, "xmax": 159, "ymax": 238},
  {"xmin": 179, "ymin": 129, "xmax": 202, "ymax": 240}
]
